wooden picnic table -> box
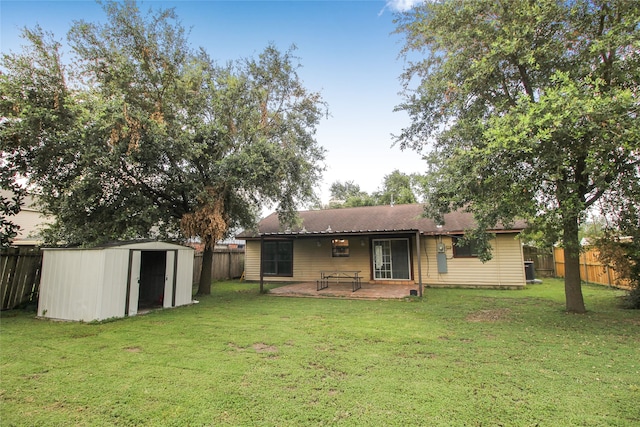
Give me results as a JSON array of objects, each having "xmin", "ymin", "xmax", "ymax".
[{"xmin": 317, "ymin": 270, "xmax": 362, "ymax": 292}]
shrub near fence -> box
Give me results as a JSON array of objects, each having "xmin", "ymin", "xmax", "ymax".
[
  {"xmin": 192, "ymin": 249, "xmax": 244, "ymax": 285},
  {"xmin": 0, "ymin": 247, "xmax": 42, "ymax": 310},
  {"xmin": 554, "ymin": 247, "xmax": 630, "ymax": 289}
]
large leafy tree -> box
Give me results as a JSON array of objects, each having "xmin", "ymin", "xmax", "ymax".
[
  {"xmin": 328, "ymin": 170, "xmax": 420, "ymax": 208},
  {"xmin": 328, "ymin": 180, "xmax": 375, "ymax": 208},
  {"xmin": 394, "ymin": 0, "xmax": 640, "ymax": 312},
  {"xmin": 0, "ymin": 1, "xmax": 326, "ymax": 294},
  {"xmin": 375, "ymin": 169, "xmax": 420, "ymax": 205}
]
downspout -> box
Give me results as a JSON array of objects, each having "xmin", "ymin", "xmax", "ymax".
[
  {"xmin": 259, "ymin": 236, "xmax": 264, "ymax": 293},
  {"xmin": 416, "ymin": 231, "xmax": 423, "ymax": 298}
]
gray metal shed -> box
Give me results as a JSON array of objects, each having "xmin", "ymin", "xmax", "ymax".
[{"xmin": 38, "ymin": 241, "xmax": 195, "ymax": 321}]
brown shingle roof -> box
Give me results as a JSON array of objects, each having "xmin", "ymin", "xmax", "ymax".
[{"xmin": 237, "ymin": 204, "xmax": 526, "ymax": 238}]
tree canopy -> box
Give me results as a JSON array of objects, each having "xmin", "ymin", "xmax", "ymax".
[
  {"xmin": 376, "ymin": 169, "xmax": 419, "ymax": 206},
  {"xmin": 0, "ymin": 1, "xmax": 327, "ymax": 293},
  {"xmin": 327, "ymin": 170, "xmax": 421, "ymax": 208},
  {"xmin": 394, "ymin": 0, "xmax": 640, "ymax": 312}
]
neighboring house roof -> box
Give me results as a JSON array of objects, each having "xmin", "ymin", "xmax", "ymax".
[
  {"xmin": 237, "ymin": 204, "xmax": 527, "ymax": 238},
  {"xmin": 218, "ymin": 239, "xmax": 246, "ymax": 247}
]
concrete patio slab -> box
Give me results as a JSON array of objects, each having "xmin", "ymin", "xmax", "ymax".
[{"xmin": 267, "ymin": 282, "xmax": 420, "ymax": 300}]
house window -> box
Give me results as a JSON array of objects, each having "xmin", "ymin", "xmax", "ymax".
[
  {"xmin": 373, "ymin": 238, "xmax": 410, "ymax": 280},
  {"xmin": 262, "ymin": 240, "xmax": 293, "ymax": 276},
  {"xmin": 332, "ymin": 239, "xmax": 349, "ymax": 257},
  {"xmin": 452, "ymin": 235, "xmax": 479, "ymax": 258}
]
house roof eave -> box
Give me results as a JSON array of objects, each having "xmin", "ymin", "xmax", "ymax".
[
  {"xmin": 235, "ymin": 204, "xmax": 528, "ymax": 240},
  {"xmin": 242, "ymin": 229, "xmax": 422, "ymax": 240},
  {"xmin": 421, "ymin": 228, "xmax": 526, "ymax": 236}
]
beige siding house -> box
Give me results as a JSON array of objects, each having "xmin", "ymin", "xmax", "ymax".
[
  {"xmin": 237, "ymin": 204, "xmax": 527, "ymax": 291},
  {"xmin": 0, "ymin": 190, "xmax": 53, "ymax": 246}
]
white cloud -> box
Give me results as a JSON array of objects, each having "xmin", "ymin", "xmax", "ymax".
[{"xmin": 383, "ymin": 0, "xmax": 425, "ymax": 13}]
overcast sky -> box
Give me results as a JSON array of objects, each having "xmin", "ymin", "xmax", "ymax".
[{"xmin": 1, "ymin": 0, "xmax": 428, "ymax": 205}]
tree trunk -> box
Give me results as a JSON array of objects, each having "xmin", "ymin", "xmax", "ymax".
[
  {"xmin": 563, "ymin": 214, "xmax": 586, "ymax": 313},
  {"xmin": 197, "ymin": 247, "xmax": 213, "ymax": 295}
]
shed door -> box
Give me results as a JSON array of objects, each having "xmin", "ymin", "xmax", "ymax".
[
  {"xmin": 164, "ymin": 250, "xmax": 177, "ymax": 308},
  {"xmin": 138, "ymin": 251, "xmax": 167, "ymax": 310},
  {"xmin": 126, "ymin": 250, "xmax": 176, "ymax": 315},
  {"xmin": 127, "ymin": 251, "xmax": 141, "ymax": 316}
]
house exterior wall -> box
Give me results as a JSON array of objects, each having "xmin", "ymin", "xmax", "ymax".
[
  {"xmin": 245, "ymin": 237, "xmax": 372, "ymax": 283},
  {"xmin": 0, "ymin": 190, "xmax": 54, "ymax": 246},
  {"xmin": 245, "ymin": 240, "xmax": 261, "ymax": 280},
  {"xmin": 10, "ymin": 207, "xmax": 54, "ymax": 246},
  {"xmin": 245, "ymin": 233, "xmax": 526, "ymax": 288},
  {"xmin": 293, "ymin": 237, "xmax": 371, "ymax": 281},
  {"xmin": 418, "ymin": 234, "xmax": 525, "ymax": 288}
]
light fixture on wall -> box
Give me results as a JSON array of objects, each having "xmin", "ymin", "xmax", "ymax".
[
  {"xmin": 316, "ymin": 240, "xmax": 322, "ymax": 247},
  {"xmin": 360, "ymin": 239, "xmax": 366, "ymax": 247}
]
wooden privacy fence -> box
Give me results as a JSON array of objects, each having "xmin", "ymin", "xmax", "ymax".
[
  {"xmin": 554, "ymin": 247, "xmax": 630, "ymax": 288},
  {"xmin": 523, "ymin": 246, "xmax": 555, "ymax": 278},
  {"xmin": 0, "ymin": 247, "xmax": 42, "ymax": 310},
  {"xmin": 192, "ymin": 249, "xmax": 244, "ymax": 284}
]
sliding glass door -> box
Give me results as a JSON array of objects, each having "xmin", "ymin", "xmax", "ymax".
[{"xmin": 373, "ymin": 239, "xmax": 410, "ymax": 280}]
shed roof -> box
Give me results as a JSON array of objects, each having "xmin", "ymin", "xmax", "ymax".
[
  {"xmin": 237, "ymin": 204, "xmax": 526, "ymax": 238},
  {"xmin": 42, "ymin": 240, "xmax": 192, "ymax": 251}
]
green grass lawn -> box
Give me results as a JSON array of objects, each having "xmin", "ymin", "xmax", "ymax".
[{"xmin": 1, "ymin": 279, "xmax": 639, "ymax": 426}]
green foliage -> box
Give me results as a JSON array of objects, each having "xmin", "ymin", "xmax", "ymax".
[
  {"xmin": 579, "ymin": 214, "xmax": 608, "ymax": 244},
  {"xmin": 340, "ymin": 193, "xmax": 377, "ymax": 208},
  {"xmin": 0, "ymin": 1, "xmax": 326, "ymax": 249},
  {"xmin": 328, "ymin": 180, "xmax": 373, "ymax": 208},
  {"xmin": 329, "ymin": 180, "xmax": 362, "ymax": 201},
  {"xmin": 1, "ymin": 279, "xmax": 639, "ymax": 425},
  {"xmin": 621, "ymin": 285, "xmax": 640, "ymax": 309},
  {"xmin": 595, "ymin": 195, "xmax": 640, "ymax": 309},
  {"xmin": 327, "ymin": 170, "xmax": 422, "ymax": 208},
  {"xmin": 0, "ymin": 173, "xmax": 25, "ymax": 247},
  {"xmin": 394, "ymin": 0, "xmax": 640, "ymax": 312},
  {"xmin": 374, "ymin": 169, "xmax": 420, "ymax": 205}
]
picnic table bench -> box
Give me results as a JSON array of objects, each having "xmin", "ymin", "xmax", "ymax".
[{"xmin": 317, "ymin": 270, "xmax": 362, "ymax": 292}]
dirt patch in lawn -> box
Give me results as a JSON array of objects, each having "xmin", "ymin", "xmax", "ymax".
[
  {"xmin": 625, "ymin": 317, "xmax": 640, "ymax": 326},
  {"xmin": 466, "ymin": 308, "xmax": 511, "ymax": 322},
  {"xmin": 253, "ymin": 343, "xmax": 278, "ymax": 353}
]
